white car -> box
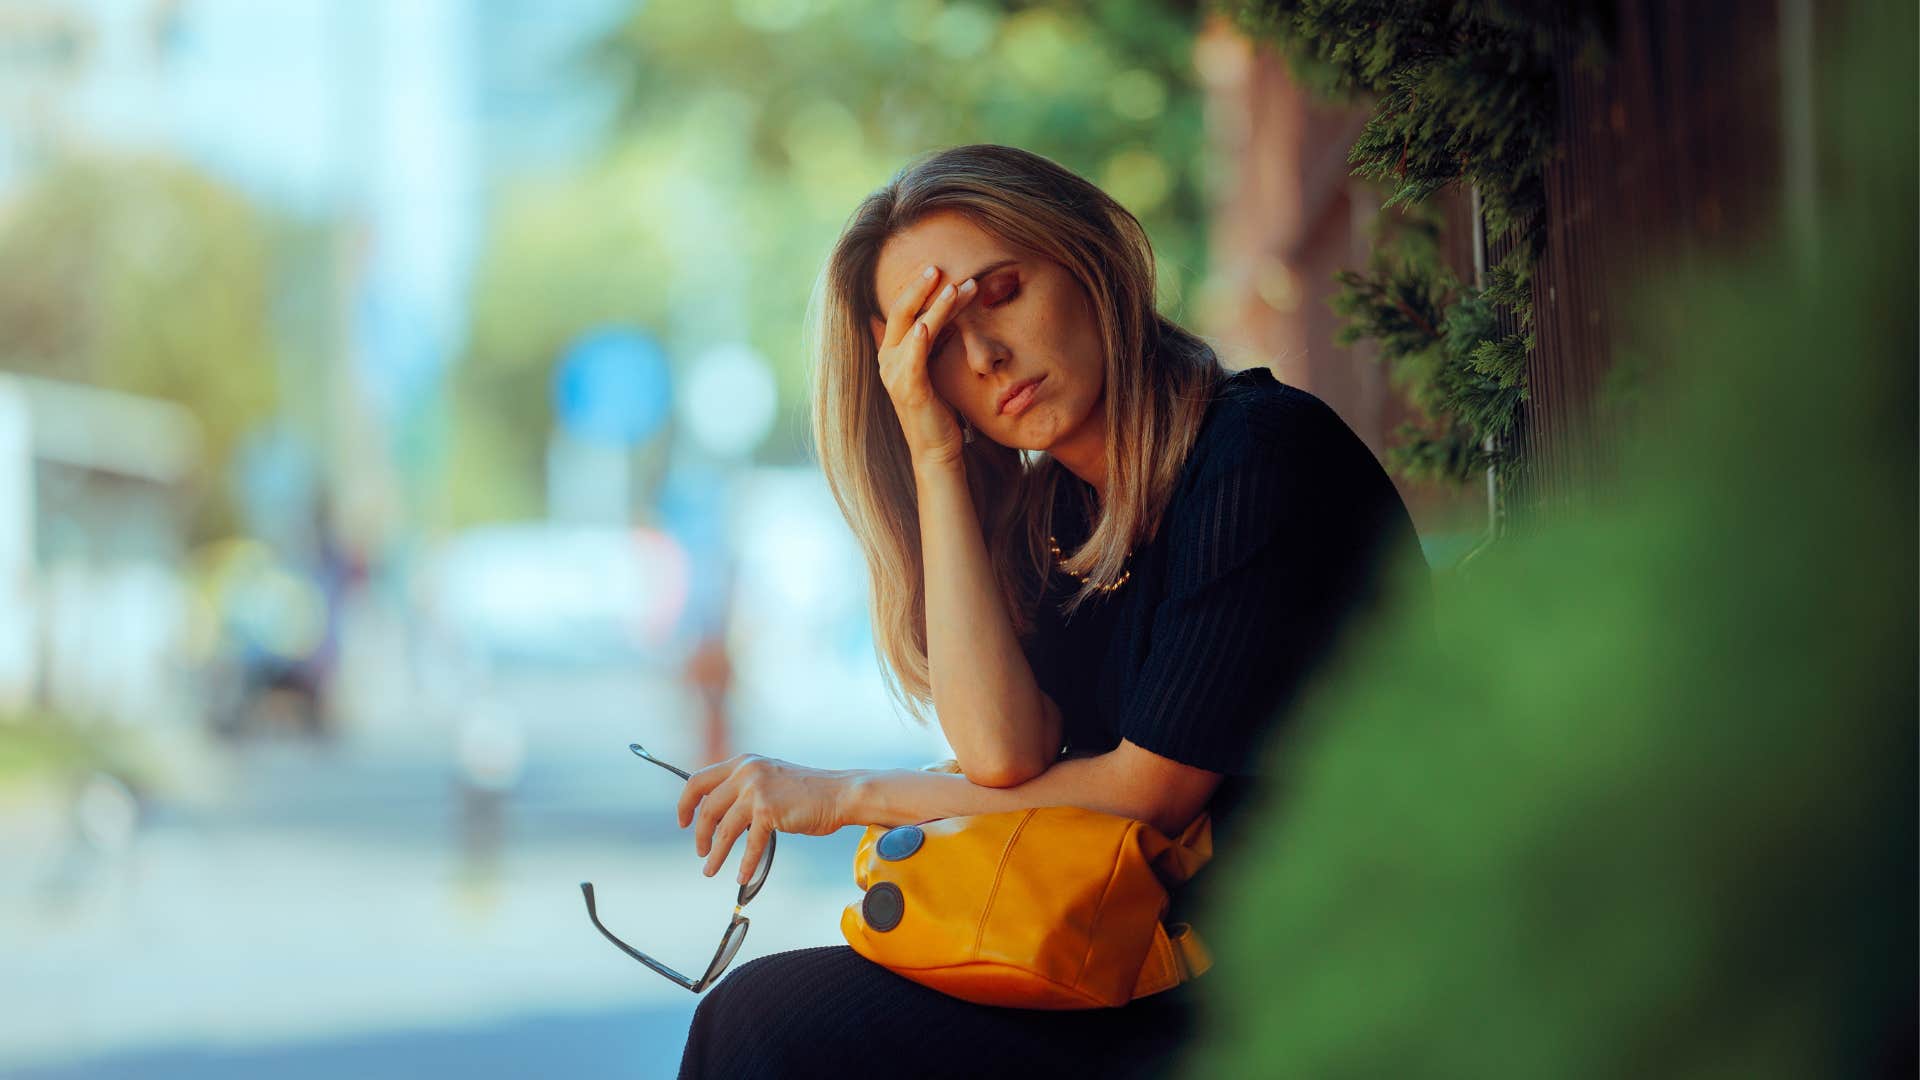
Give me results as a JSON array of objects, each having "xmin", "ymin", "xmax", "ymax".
[{"xmin": 424, "ymin": 522, "xmax": 689, "ymax": 673}]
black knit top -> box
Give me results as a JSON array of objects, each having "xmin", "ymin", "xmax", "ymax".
[{"xmin": 1022, "ymin": 366, "xmax": 1426, "ymax": 870}]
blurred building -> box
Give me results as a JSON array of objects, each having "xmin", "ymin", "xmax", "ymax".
[
  {"xmin": 0, "ymin": 0, "xmax": 630, "ymax": 732},
  {"xmin": 0, "ymin": 374, "xmax": 199, "ymax": 725},
  {"xmin": 0, "ymin": 0, "xmax": 624, "ymax": 543}
]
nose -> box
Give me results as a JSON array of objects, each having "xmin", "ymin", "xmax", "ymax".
[{"xmin": 959, "ymin": 328, "xmax": 1004, "ymax": 378}]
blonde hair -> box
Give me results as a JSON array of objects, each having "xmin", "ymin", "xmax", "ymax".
[{"xmin": 807, "ymin": 144, "xmax": 1221, "ymax": 719}]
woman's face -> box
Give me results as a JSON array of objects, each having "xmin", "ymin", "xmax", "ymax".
[{"xmin": 871, "ymin": 210, "xmax": 1106, "ymax": 459}]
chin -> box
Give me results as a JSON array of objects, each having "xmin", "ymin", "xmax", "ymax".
[
  {"xmin": 985, "ymin": 412, "xmax": 1054, "ymax": 455},
  {"xmin": 1032, "ymin": 402, "xmax": 1095, "ymax": 454},
  {"xmin": 980, "ymin": 431, "xmax": 1042, "ymax": 454}
]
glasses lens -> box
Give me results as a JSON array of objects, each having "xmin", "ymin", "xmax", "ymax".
[
  {"xmin": 738, "ymin": 834, "xmax": 776, "ymax": 905},
  {"xmin": 703, "ymin": 919, "xmax": 749, "ymax": 987}
]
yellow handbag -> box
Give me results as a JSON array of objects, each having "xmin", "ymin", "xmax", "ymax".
[{"xmin": 839, "ymin": 762, "xmax": 1214, "ymax": 1010}]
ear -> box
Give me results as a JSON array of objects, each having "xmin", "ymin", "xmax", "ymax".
[{"xmin": 868, "ymin": 316, "xmax": 887, "ymax": 351}]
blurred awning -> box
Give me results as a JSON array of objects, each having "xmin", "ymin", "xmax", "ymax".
[{"xmin": 0, "ymin": 373, "xmax": 202, "ymax": 485}]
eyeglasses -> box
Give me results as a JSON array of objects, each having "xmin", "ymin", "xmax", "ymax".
[{"xmin": 579, "ymin": 742, "xmax": 776, "ymax": 993}]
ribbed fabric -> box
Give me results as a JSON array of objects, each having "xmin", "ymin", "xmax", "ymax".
[
  {"xmin": 1029, "ymin": 367, "xmax": 1426, "ymax": 858},
  {"xmin": 678, "ymin": 946, "xmax": 1201, "ymax": 1080},
  {"xmin": 674, "ymin": 368, "xmax": 1425, "ymax": 1078}
]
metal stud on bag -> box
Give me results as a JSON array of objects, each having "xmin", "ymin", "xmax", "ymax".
[
  {"xmin": 876, "ymin": 825, "xmax": 924, "ymax": 861},
  {"xmin": 862, "ymin": 881, "xmax": 905, "ymax": 932}
]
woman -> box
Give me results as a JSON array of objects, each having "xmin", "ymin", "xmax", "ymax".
[{"xmin": 672, "ymin": 144, "xmax": 1425, "ymax": 1078}]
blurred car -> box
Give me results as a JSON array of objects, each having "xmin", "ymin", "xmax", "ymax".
[{"xmin": 422, "ymin": 523, "xmax": 688, "ymax": 675}]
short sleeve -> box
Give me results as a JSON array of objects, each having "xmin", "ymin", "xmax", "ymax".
[
  {"xmin": 1117, "ymin": 460, "xmax": 1324, "ymax": 775},
  {"xmin": 1020, "ymin": 591, "xmax": 1067, "ymax": 715},
  {"xmin": 1021, "ymin": 567, "xmax": 1110, "ymax": 761},
  {"xmin": 1019, "ymin": 471, "xmax": 1101, "ymax": 753}
]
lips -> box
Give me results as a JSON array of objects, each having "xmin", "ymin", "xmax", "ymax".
[{"xmin": 996, "ymin": 375, "xmax": 1045, "ymax": 416}]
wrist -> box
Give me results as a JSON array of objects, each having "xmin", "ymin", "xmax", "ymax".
[
  {"xmin": 835, "ymin": 769, "xmax": 873, "ymax": 829},
  {"xmin": 912, "ymin": 453, "xmax": 967, "ymax": 483}
]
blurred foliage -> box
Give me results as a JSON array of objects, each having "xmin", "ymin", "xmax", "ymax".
[
  {"xmin": 1227, "ymin": 1, "xmax": 1601, "ymax": 487},
  {"xmin": 0, "ymin": 711, "xmax": 183, "ymax": 805},
  {"xmin": 1327, "ymin": 194, "xmax": 1528, "ymax": 485},
  {"xmin": 0, "ymin": 712, "xmax": 101, "ymax": 787},
  {"xmin": 449, "ymin": 0, "xmax": 1211, "ymax": 525},
  {"xmin": 0, "ymin": 155, "xmax": 280, "ymax": 538},
  {"xmin": 1186, "ymin": 3, "xmax": 1916, "ymax": 1075}
]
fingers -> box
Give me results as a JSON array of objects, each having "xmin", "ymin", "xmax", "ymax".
[
  {"xmin": 703, "ymin": 798, "xmax": 755, "ymax": 878},
  {"xmin": 675, "ymin": 754, "xmax": 777, "ymax": 885},
  {"xmin": 690, "ymin": 773, "xmax": 740, "ymax": 859},
  {"xmin": 735, "ymin": 822, "xmax": 773, "ymax": 886},
  {"xmin": 879, "ymin": 285, "xmax": 978, "ymax": 404},
  {"xmin": 882, "ymin": 266, "xmax": 979, "ymax": 352},
  {"xmin": 676, "ymin": 757, "xmax": 737, "ymax": 829},
  {"xmin": 882, "ymin": 264, "xmax": 943, "ymax": 347},
  {"xmin": 912, "ymin": 277, "xmax": 978, "ymax": 355}
]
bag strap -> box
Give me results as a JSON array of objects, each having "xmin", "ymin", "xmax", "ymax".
[
  {"xmin": 1149, "ymin": 812, "xmax": 1214, "ymax": 885},
  {"xmin": 1134, "ymin": 814, "xmax": 1216, "ymax": 999},
  {"xmin": 1130, "ymin": 920, "xmax": 1213, "ymax": 999}
]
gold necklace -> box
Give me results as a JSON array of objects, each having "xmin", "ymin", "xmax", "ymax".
[{"xmin": 1047, "ymin": 535, "xmax": 1132, "ymax": 594}]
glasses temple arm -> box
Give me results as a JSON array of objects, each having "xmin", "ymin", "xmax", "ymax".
[
  {"xmin": 579, "ymin": 882, "xmax": 698, "ymax": 991},
  {"xmin": 629, "ymin": 743, "xmax": 692, "ymax": 781}
]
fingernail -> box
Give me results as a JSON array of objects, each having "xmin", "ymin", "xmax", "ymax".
[
  {"xmin": 922, "ymin": 265, "xmax": 936, "ymax": 279},
  {"xmin": 958, "ymin": 279, "xmax": 976, "ymax": 295},
  {"xmin": 939, "ymin": 284, "xmax": 954, "ymax": 300}
]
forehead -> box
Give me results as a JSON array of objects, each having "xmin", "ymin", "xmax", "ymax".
[{"xmin": 872, "ymin": 210, "xmax": 1021, "ymax": 312}]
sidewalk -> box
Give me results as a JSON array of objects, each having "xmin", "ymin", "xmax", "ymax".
[{"xmin": 0, "ymin": 677, "xmax": 945, "ymax": 1079}]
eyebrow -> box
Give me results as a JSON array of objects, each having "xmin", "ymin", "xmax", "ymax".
[
  {"xmin": 957, "ymin": 257, "xmax": 1019, "ymax": 283},
  {"xmin": 925, "ymin": 258, "xmax": 1019, "ymax": 325},
  {"xmin": 871, "ymin": 258, "xmax": 1022, "ymax": 323},
  {"xmin": 927, "ymin": 259, "xmax": 1020, "ymax": 352}
]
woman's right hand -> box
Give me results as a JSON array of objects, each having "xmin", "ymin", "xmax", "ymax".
[{"xmin": 870, "ymin": 264, "xmax": 979, "ymax": 468}]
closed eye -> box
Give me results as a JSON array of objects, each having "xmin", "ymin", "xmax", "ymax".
[
  {"xmin": 981, "ymin": 277, "xmax": 1020, "ymax": 308},
  {"xmin": 930, "ymin": 278, "xmax": 1019, "ymax": 359}
]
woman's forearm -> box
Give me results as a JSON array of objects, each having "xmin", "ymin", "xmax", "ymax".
[
  {"xmin": 915, "ymin": 457, "xmax": 1057, "ymax": 785},
  {"xmin": 839, "ymin": 751, "xmax": 1186, "ymax": 836}
]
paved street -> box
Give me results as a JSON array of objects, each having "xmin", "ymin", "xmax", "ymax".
[{"xmin": 0, "ymin": 668, "xmax": 952, "ymax": 1078}]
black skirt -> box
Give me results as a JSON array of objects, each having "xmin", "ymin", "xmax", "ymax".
[{"xmin": 677, "ymin": 945, "xmax": 1204, "ymax": 1080}]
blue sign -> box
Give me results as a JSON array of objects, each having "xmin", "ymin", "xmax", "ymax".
[{"xmin": 553, "ymin": 328, "xmax": 673, "ymax": 446}]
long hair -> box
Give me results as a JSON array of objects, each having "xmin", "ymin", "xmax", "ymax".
[{"xmin": 808, "ymin": 144, "xmax": 1221, "ymax": 719}]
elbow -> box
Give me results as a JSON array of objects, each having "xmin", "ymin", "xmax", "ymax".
[
  {"xmin": 957, "ymin": 752, "xmax": 1049, "ymax": 789},
  {"xmin": 1145, "ymin": 806, "xmax": 1200, "ymax": 839},
  {"xmin": 1139, "ymin": 782, "xmax": 1213, "ymax": 836}
]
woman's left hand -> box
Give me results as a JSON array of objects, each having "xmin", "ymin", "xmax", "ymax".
[{"xmin": 677, "ymin": 754, "xmax": 852, "ymax": 885}]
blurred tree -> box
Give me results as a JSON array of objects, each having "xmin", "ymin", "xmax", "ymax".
[
  {"xmin": 0, "ymin": 154, "xmax": 279, "ymax": 537},
  {"xmin": 449, "ymin": 0, "xmax": 1211, "ymax": 525},
  {"xmin": 1185, "ymin": 4, "xmax": 1916, "ymax": 1074},
  {"xmin": 451, "ymin": 141, "xmax": 684, "ymax": 526},
  {"xmin": 1227, "ymin": 0, "xmax": 1588, "ymax": 488}
]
